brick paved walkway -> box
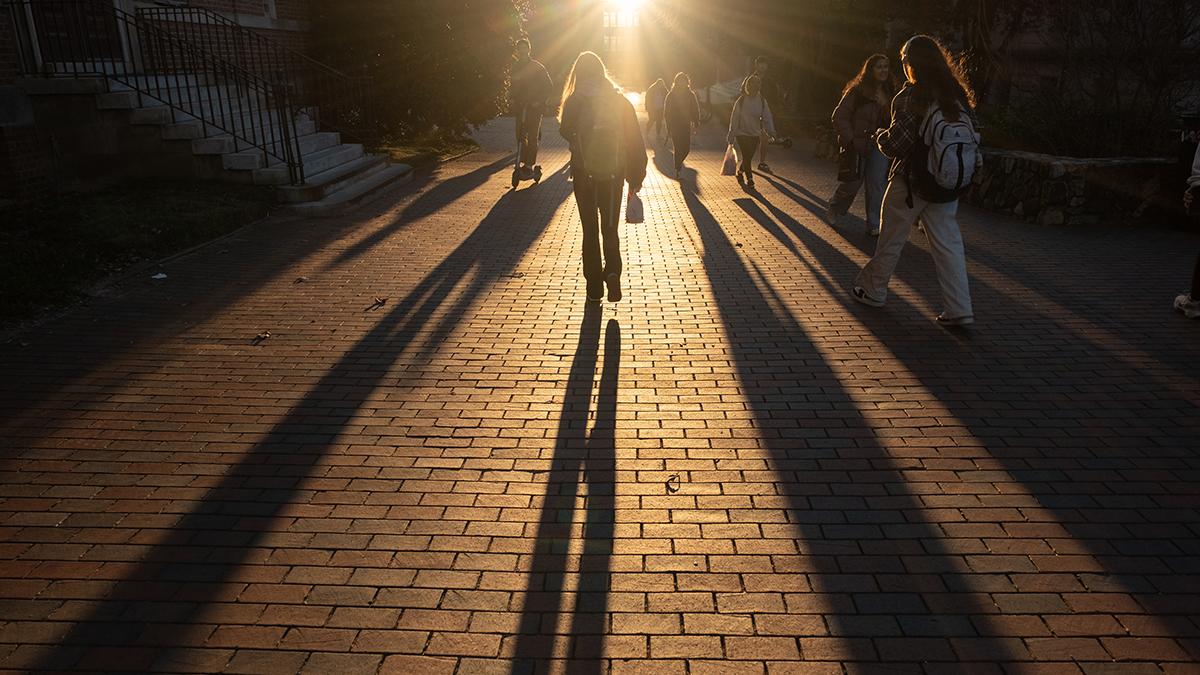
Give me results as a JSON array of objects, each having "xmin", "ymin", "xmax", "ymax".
[{"xmin": 2, "ymin": 118, "xmax": 1199, "ymax": 674}]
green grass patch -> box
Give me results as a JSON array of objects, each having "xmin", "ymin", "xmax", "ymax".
[
  {"xmin": 0, "ymin": 182, "xmax": 272, "ymax": 322},
  {"xmin": 379, "ymin": 132, "xmax": 478, "ymax": 167}
]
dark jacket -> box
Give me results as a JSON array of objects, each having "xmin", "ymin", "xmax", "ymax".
[
  {"xmin": 559, "ymin": 87, "xmax": 648, "ymax": 191},
  {"xmin": 832, "ymin": 86, "xmax": 888, "ymax": 155},
  {"xmin": 510, "ymin": 57, "xmax": 554, "ymax": 109},
  {"xmin": 664, "ymin": 87, "xmax": 699, "ymax": 131}
]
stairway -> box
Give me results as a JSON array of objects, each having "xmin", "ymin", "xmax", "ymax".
[{"xmin": 20, "ymin": 74, "xmax": 409, "ymax": 212}]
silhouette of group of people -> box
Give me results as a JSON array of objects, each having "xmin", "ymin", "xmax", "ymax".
[{"xmin": 510, "ymin": 32, "xmax": 1194, "ymax": 327}]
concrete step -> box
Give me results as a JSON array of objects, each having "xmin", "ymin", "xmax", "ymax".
[
  {"xmin": 283, "ymin": 161, "xmax": 414, "ymax": 216},
  {"xmin": 97, "ymin": 84, "xmax": 257, "ymax": 110},
  {"xmin": 252, "ymin": 143, "xmax": 364, "ymax": 185},
  {"xmin": 222, "ymin": 131, "xmax": 340, "ymax": 169},
  {"xmin": 163, "ymin": 114, "xmax": 316, "ymax": 142},
  {"xmin": 18, "ymin": 77, "xmax": 109, "ymax": 95},
  {"xmin": 275, "ymin": 154, "xmax": 388, "ymax": 203},
  {"xmin": 109, "ymin": 74, "xmax": 208, "ymax": 91},
  {"xmin": 187, "ymin": 119, "xmax": 319, "ymax": 154}
]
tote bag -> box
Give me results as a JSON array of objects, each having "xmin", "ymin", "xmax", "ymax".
[{"xmin": 721, "ymin": 144, "xmax": 737, "ymax": 176}]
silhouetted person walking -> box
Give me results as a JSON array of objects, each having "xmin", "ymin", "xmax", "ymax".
[
  {"xmin": 645, "ymin": 77, "xmax": 668, "ymax": 141},
  {"xmin": 727, "ymin": 75, "xmax": 776, "ymax": 189},
  {"xmin": 853, "ymin": 35, "xmax": 981, "ymax": 327},
  {"xmin": 664, "ymin": 72, "xmax": 700, "ymax": 177},
  {"xmin": 828, "ymin": 53, "xmax": 895, "ymax": 236},
  {"xmin": 559, "ymin": 51, "xmax": 647, "ymax": 303}
]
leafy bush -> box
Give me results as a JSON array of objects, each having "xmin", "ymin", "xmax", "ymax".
[{"xmin": 309, "ymin": 0, "xmax": 529, "ymax": 140}]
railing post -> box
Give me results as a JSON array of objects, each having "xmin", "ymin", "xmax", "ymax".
[{"xmin": 275, "ymin": 69, "xmax": 303, "ymax": 185}]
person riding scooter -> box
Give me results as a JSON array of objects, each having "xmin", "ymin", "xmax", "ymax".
[{"xmin": 510, "ymin": 38, "xmax": 554, "ymax": 183}]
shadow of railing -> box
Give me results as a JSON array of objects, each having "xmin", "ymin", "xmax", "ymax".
[
  {"xmin": 24, "ymin": 165, "xmax": 573, "ymax": 672},
  {"xmin": 509, "ymin": 307, "xmax": 620, "ymax": 675}
]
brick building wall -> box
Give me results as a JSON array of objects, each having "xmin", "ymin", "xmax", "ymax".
[{"xmin": 1, "ymin": 9, "xmax": 52, "ymax": 203}]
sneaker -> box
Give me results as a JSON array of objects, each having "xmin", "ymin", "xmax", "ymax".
[
  {"xmin": 758, "ymin": 162, "xmax": 771, "ymax": 172},
  {"xmin": 1175, "ymin": 293, "xmax": 1200, "ymax": 319},
  {"xmin": 746, "ymin": 177, "xmax": 755, "ymax": 189},
  {"xmin": 606, "ymin": 273, "xmax": 622, "ymax": 302},
  {"xmin": 867, "ymin": 225, "xmax": 881, "ymax": 236},
  {"xmin": 736, "ymin": 172, "xmax": 745, "ymax": 186},
  {"xmin": 852, "ymin": 286, "xmax": 884, "ymax": 307},
  {"xmin": 935, "ymin": 313, "xmax": 975, "ymax": 327}
]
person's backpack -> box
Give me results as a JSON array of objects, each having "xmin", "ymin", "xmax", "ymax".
[
  {"xmin": 579, "ymin": 91, "xmax": 624, "ymax": 179},
  {"xmin": 913, "ymin": 103, "xmax": 980, "ymax": 202}
]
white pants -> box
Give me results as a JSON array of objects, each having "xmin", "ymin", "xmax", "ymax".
[{"xmin": 854, "ymin": 178, "xmax": 974, "ymax": 318}]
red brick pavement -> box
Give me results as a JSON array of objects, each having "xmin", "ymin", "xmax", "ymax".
[{"xmin": 1, "ymin": 118, "xmax": 1198, "ymax": 674}]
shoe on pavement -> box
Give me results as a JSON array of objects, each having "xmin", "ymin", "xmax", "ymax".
[
  {"xmin": 606, "ymin": 273, "xmax": 622, "ymax": 302},
  {"xmin": 852, "ymin": 286, "xmax": 884, "ymax": 308},
  {"xmin": 758, "ymin": 162, "xmax": 771, "ymax": 172},
  {"xmin": 1175, "ymin": 293, "xmax": 1200, "ymax": 319},
  {"xmin": 736, "ymin": 172, "xmax": 745, "ymax": 186},
  {"xmin": 935, "ymin": 313, "xmax": 975, "ymax": 327}
]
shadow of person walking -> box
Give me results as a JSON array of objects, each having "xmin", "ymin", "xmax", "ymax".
[
  {"xmin": 678, "ymin": 180, "xmax": 1027, "ymax": 668},
  {"xmin": 510, "ymin": 308, "xmax": 620, "ymax": 675},
  {"xmin": 21, "ymin": 166, "xmax": 574, "ymax": 672}
]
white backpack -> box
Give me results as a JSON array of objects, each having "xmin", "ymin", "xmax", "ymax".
[{"xmin": 919, "ymin": 104, "xmax": 980, "ymax": 193}]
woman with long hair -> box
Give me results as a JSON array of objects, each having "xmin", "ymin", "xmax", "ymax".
[
  {"xmin": 727, "ymin": 74, "xmax": 777, "ymax": 189},
  {"xmin": 559, "ymin": 51, "xmax": 648, "ymax": 303},
  {"xmin": 827, "ymin": 53, "xmax": 895, "ymax": 235},
  {"xmin": 852, "ymin": 34, "xmax": 981, "ymax": 326},
  {"xmin": 663, "ymin": 72, "xmax": 700, "ymax": 177}
]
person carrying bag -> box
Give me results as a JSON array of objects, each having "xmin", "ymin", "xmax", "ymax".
[
  {"xmin": 727, "ymin": 75, "xmax": 776, "ymax": 189},
  {"xmin": 559, "ymin": 51, "xmax": 648, "ymax": 303}
]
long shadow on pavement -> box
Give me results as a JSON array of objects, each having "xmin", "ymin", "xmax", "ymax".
[
  {"xmin": 682, "ymin": 180, "xmax": 1026, "ymax": 669},
  {"xmin": 739, "ymin": 186, "xmax": 1200, "ymax": 663},
  {"xmin": 325, "ymin": 153, "xmax": 516, "ymax": 270},
  {"xmin": 23, "ymin": 166, "xmax": 573, "ymax": 672},
  {"xmin": 0, "ymin": 153, "xmax": 516, "ymax": 462},
  {"xmin": 509, "ymin": 308, "xmax": 620, "ymax": 675}
]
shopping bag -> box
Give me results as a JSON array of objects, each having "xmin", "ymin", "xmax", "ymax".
[
  {"xmin": 625, "ymin": 192, "xmax": 644, "ymax": 224},
  {"xmin": 721, "ymin": 144, "xmax": 737, "ymax": 176}
]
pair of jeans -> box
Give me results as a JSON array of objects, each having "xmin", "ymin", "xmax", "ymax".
[
  {"xmin": 735, "ymin": 135, "xmax": 760, "ymax": 175},
  {"xmin": 855, "ymin": 178, "xmax": 974, "ymax": 318},
  {"xmin": 669, "ymin": 124, "xmax": 691, "ymax": 169},
  {"xmin": 829, "ymin": 145, "xmax": 888, "ymax": 227},
  {"xmin": 516, "ymin": 107, "xmax": 542, "ymax": 166},
  {"xmin": 573, "ymin": 176, "xmax": 623, "ymax": 291}
]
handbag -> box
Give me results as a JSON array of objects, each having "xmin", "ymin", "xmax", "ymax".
[
  {"xmin": 625, "ymin": 192, "xmax": 644, "ymax": 224},
  {"xmin": 837, "ymin": 146, "xmax": 862, "ymax": 182},
  {"xmin": 721, "ymin": 144, "xmax": 737, "ymax": 176}
]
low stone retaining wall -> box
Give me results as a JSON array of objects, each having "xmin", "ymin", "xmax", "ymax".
[{"xmin": 967, "ymin": 148, "xmax": 1176, "ymax": 226}]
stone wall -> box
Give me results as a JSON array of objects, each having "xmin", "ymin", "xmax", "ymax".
[{"xmin": 967, "ymin": 148, "xmax": 1176, "ymax": 226}]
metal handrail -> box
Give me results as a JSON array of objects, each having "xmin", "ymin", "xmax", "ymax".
[
  {"xmin": 136, "ymin": 5, "xmax": 375, "ymax": 144},
  {"xmin": 7, "ymin": 0, "xmax": 305, "ymax": 183}
]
